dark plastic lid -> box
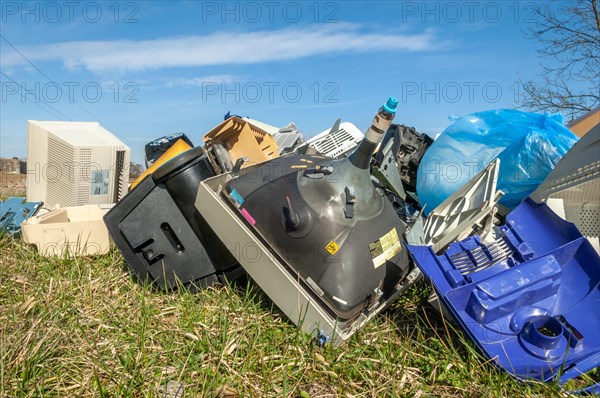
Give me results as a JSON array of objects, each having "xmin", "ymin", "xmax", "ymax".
[{"xmin": 152, "ymin": 147, "xmax": 209, "ymax": 182}]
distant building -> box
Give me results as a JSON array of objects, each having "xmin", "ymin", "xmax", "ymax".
[
  {"xmin": 0, "ymin": 157, "xmax": 24, "ymax": 174},
  {"xmin": 568, "ymin": 107, "xmax": 599, "ymax": 137}
]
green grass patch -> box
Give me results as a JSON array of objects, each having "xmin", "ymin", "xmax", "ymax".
[{"xmin": 0, "ymin": 236, "xmax": 569, "ymax": 397}]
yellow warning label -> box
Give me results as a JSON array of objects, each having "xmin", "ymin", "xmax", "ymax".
[
  {"xmin": 369, "ymin": 228, "xmax": 402, "ymax": 268},
  {"xmin": 325, "ymin": 241, "xmax": 339, "ymax": 255}
]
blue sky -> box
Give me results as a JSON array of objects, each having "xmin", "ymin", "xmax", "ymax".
[{"xmin": 1, "ymin": 1, "xmax": 559, "ymax": 164}]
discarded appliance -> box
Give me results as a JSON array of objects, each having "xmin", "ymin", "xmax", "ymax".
[
  {"xmin": 567, "ymin": 107, "xmax": 599, "ymax": 138},
  {"xmin": 374, "ymin": 124, "xmax": 433, "ymax": 192},
  {"xmin": 530, "ymin": 124, "xmax": 600, "ymax": 254},
  {"xmin": 21, "ymin": 204, "xmax": 112, "ymax": 257},
  {"xmin": 203, "ymin": 116, "xmax": 280, "ymax": 173},
  {"xmin": 0, "ymin": 197, "xmax": 42, "ymax": 237},
  {"xmin": 145, "ymin": 133, "xmax": 194, "ymax": 167},
  {"xmin": 26, "ymin": 121, "xmax": 130, "ymax": 208},
  {"xmin": 370, "ymin": 124, "xmax": 436, "ymax": 241},
  {"xmin": 406, "ymin": 199, "xmax": 600, "ymax": 391},
  {"xmin": 417, "ymin": 109, "xmax": 578, "ymax": 213},
  {"xmin": 405, "ymin": 159, "xmax": 504, "ymax": 317},
  {"xmin": 369, "ymin": 135, "xmax": 421, "ymax": 227},
  {"xmin": 272, "ymin": 122, "xmax": 304, "ymax": 154},
  {"xmin": 372, "ymin": 132, "xmax": 407, "ymax": 200},
  {"xmin": 294, "ymin": 120, "xmax": 363, "ymax": 159},
  {"xmin": 104, "ymin": 147, "xmax": 243, "ymax": 291},
  {"xmin": 405, "ymin": 159, "xmax": 503, "ymax": 247},
  {"xmin": 241, "ymin": 117, "xmax": 305, "ymax": 155},
  {"xmin": 381, "ymin": 188, "xmax": 421, "ymax": 229},
  {"xmin": 420, "ymin": 159, "xmax": 504, "ymax": 253},
  {"xmin": 240, "ymin": 116, "xmax": 279, "ymax": 135},
  {"xmin": 194, "ymin": 98, "xmax": 421, "ymax": 345},
  {"xmin": 131, "ymin": 138, "xmax": 192, "ymax": 190}
]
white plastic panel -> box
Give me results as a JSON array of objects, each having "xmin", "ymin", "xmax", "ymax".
[
  {"xmin": 422, "ymin": 159, "xmax": 503, "ymax": 252},
  {"xmin": 304, "ymin": 122, "xmax": 363, "ymax": 159}
]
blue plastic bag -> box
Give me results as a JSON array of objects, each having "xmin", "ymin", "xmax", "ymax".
[{"xmin": 416, "ymin": 109, "xmax": 578, "ymax": 214}]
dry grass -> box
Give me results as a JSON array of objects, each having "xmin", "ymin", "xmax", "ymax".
[
  {"xmin": 0, "ymin": 236, "xmax": 569, "ymax": 397},
  {"xmin": 0, "ymin": 173, "xmax": 26, "ymax": 198}
]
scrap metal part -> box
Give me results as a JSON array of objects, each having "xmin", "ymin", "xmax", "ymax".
[
  {"xmin": 421, "ymin": 159, "xmax": 504, "ymax": 253},
  {"xmin": 374, "ymin": 124, "xmax": 433, "ymax": 191}
]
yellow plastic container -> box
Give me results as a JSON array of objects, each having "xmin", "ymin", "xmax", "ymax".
[{"xmin": 130, "ymin": 139, "xmax": 192, "ymax": 190}]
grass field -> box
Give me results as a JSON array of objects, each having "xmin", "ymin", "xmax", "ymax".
[{"xmin": 0, "ymin": 235, "xmax": 582, "ymax": 397}]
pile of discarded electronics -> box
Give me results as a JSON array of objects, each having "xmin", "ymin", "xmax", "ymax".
[{"xmin": 3, "ymin": 100, "xmax": 598, "ymax": 393}]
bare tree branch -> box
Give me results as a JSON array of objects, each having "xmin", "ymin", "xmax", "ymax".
[{"xmin": 519, "ymin": 0, "xmax": 600, "ymax": 120}]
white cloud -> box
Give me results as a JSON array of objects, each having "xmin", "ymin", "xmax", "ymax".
[
  {"xmin": 165, "ymin": 74, "xmax": 243, "ymax": 87},
  {"xmin": 1, "ymin": 24, "xmax": 442, "ymax": 73}
]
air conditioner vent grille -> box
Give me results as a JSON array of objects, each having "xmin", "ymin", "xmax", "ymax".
[{"xmin": 47, "ymin": 137, "xmax": 76, "ymax": 207}]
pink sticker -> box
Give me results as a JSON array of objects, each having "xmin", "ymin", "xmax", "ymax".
[{"xmin": 240, "ymin": 208, "xmax": 256, "ymax": 225}]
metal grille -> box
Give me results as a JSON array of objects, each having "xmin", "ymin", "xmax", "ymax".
[
  {"xmin": 551, "ymin": 178, "xmax": 600, "ymax": 239},
  {"xmin": 113, "ymin": 150, "xmax": 126, "ymax": 202},
  {"xmin": 310, "ymin": 128, "xmax": 359, "ymax": 158},
  {"xmin": 46, "ymin": 137, "xmax": 75, "ymax": 207},
  {"xmin": 448, "ymin": 237, "xmax": 512, "ymax": 276},
  {"xmin": 77, "ymin": 148, "xmax": 92, "ymax": 205}
]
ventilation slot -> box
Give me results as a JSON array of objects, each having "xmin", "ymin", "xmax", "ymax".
[
  {"xmin": 113, "ymin": 150, "xmax": 126, "ymax": 202},
  {"xmin": 47, "ymin": 137, "xmax": 75, "ymax": 207}
]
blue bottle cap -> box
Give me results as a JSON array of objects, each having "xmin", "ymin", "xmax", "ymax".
[{"xmin": 383, "ymin": 97, "xmax": 398, "ymax": 114}]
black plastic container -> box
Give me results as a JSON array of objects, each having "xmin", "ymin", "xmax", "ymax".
[{"xmin": 104, "ymin": 147, "xmax": 243, "ymax": 291}]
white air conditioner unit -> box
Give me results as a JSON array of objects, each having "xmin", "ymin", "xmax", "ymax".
[{"xmin": 26, "ymin": 121, "xmax": 130, "ymax": 208}]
